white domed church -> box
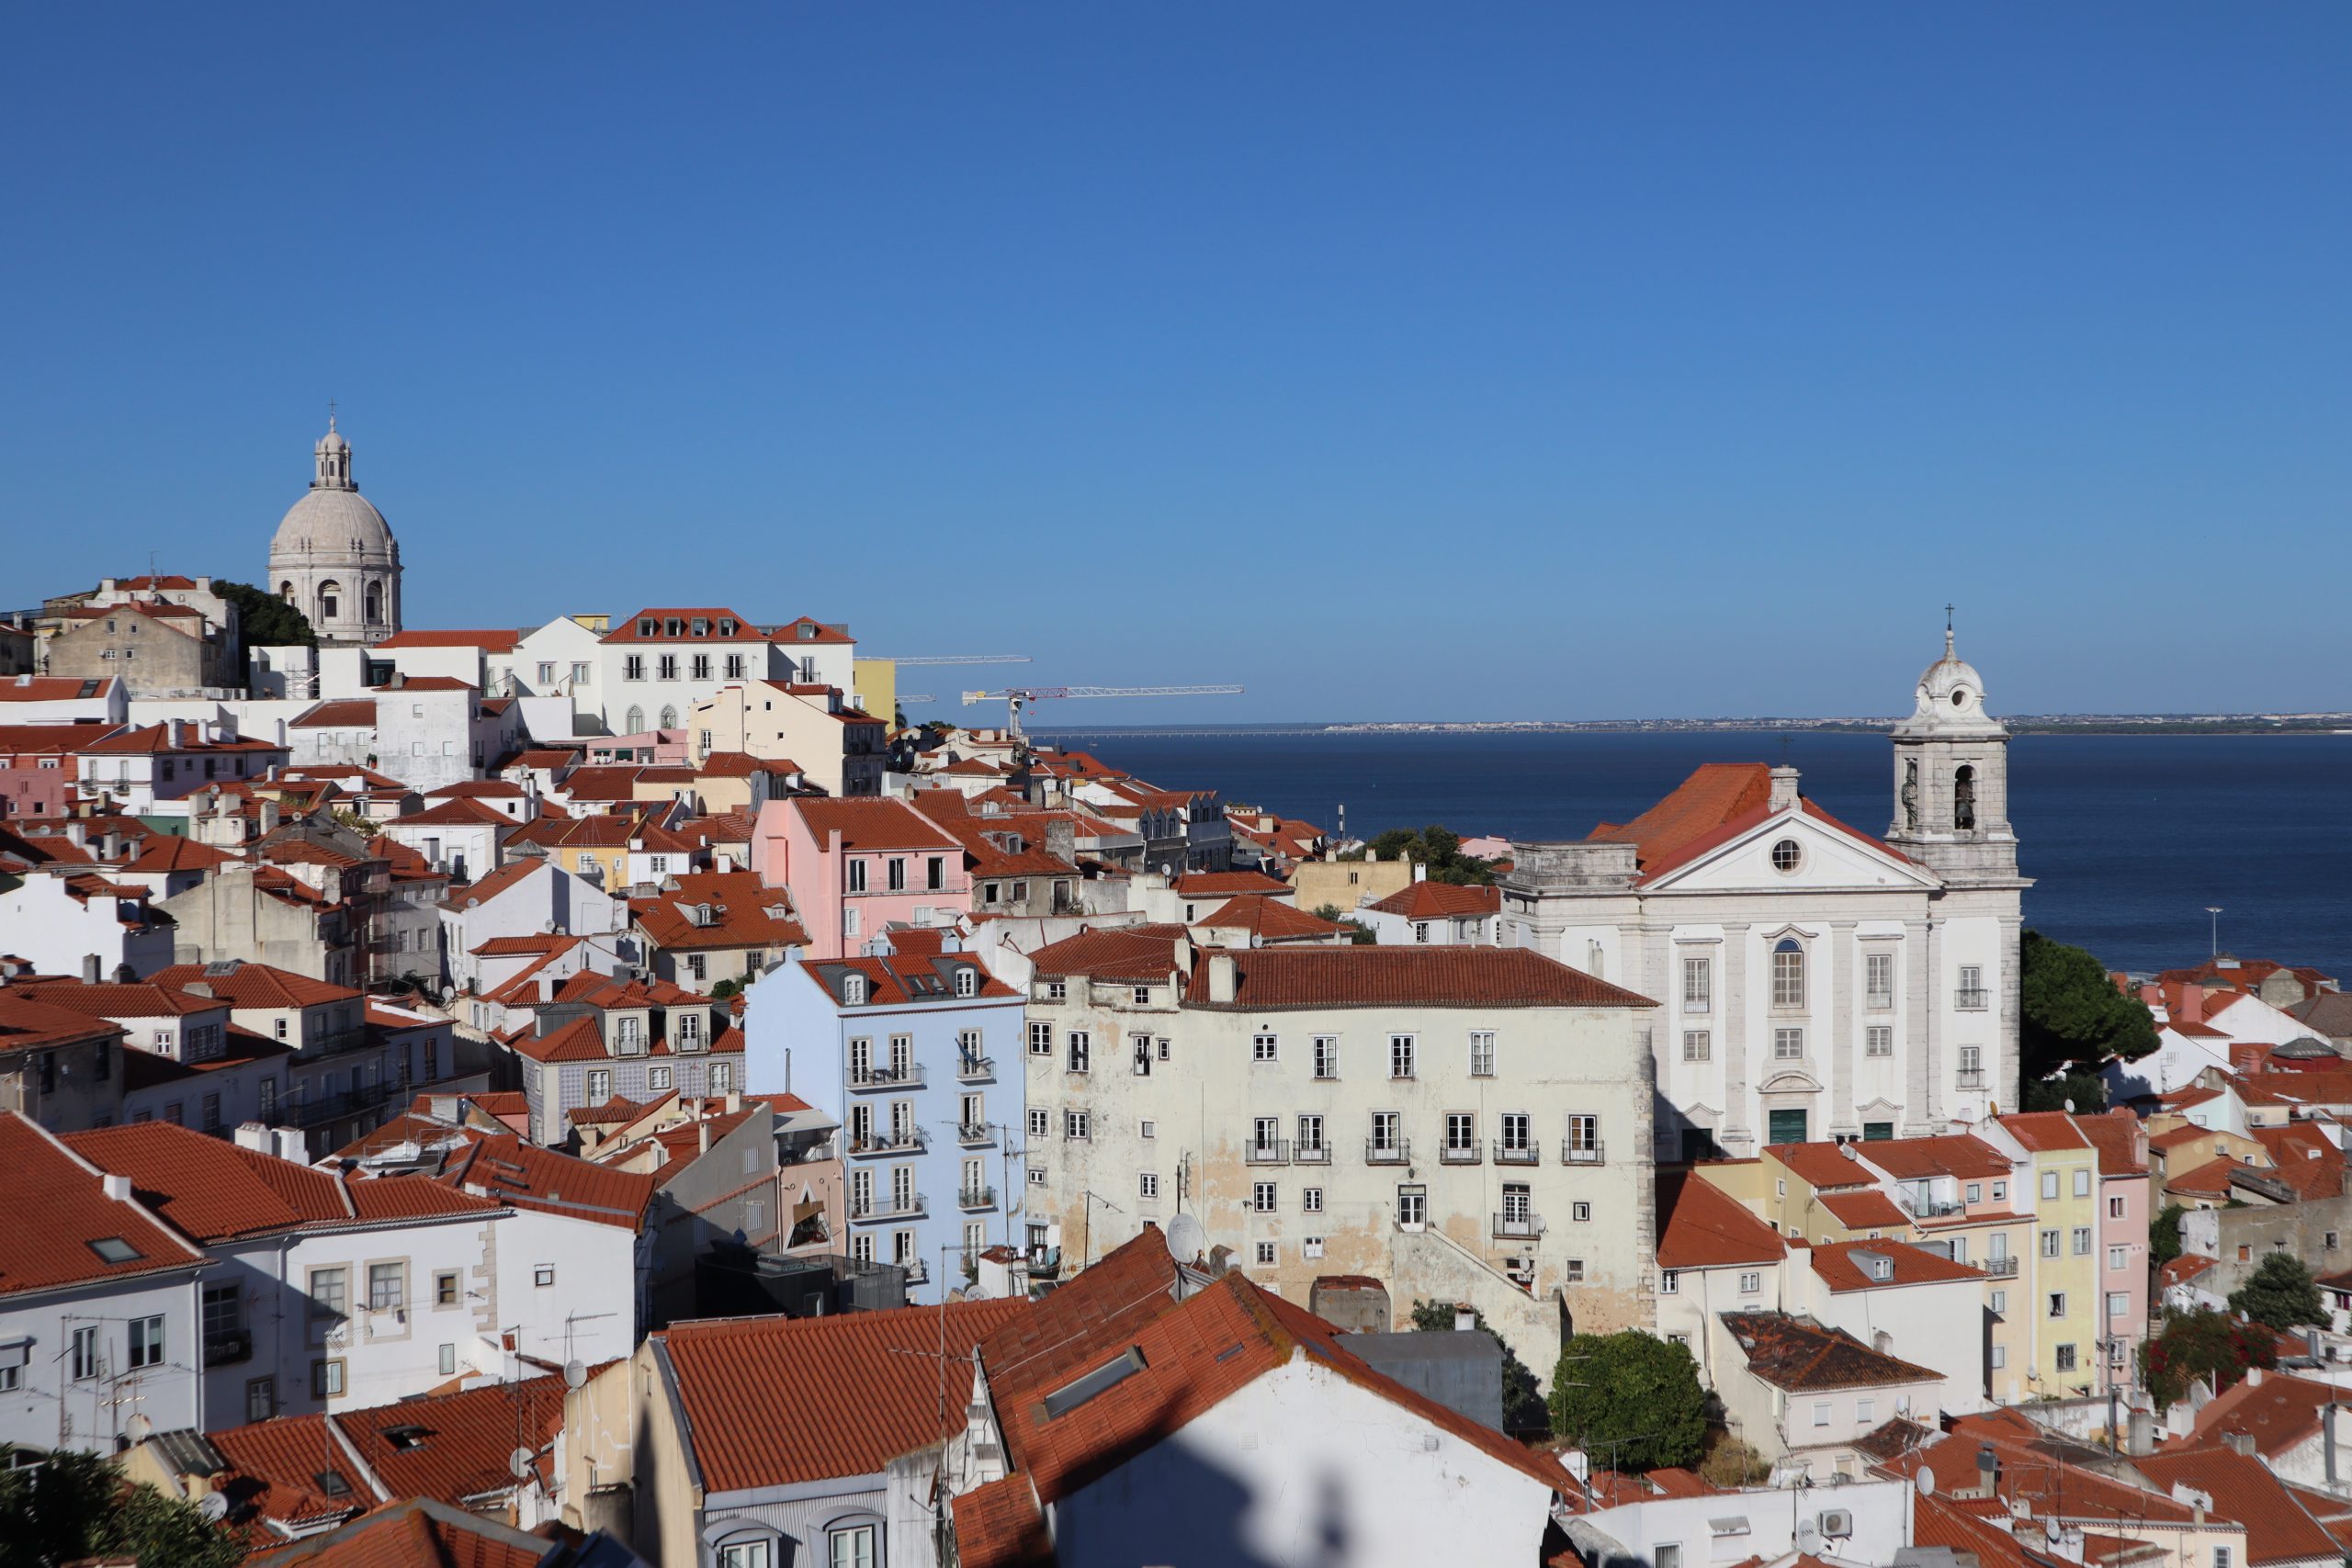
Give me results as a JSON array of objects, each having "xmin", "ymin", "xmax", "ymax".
[{"xmin": 267, "ymin": 417, "xmax": 401, "ymax": 646}]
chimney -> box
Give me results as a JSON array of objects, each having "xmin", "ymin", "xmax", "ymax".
[
  {"xmin": 1453, "ymin": 1303, "xmax": 1476, "ymax": 1332},
  {"xmin": 1769, "ymin": 765, "xmax": 1802, "ymax": 813},
  {"xmin": 2222, "ymin": 1431, "xmax": 2256, "ymax": 1457},
  {"xmin": 1410, "ymin": 860, "xmax": 1427, "ymax": 884},
  {"xmin": 1977, "ymin": 1443, "xmax": 1999, "ymax": 1498},
  {"xmin": 274, "ymin": 1128, "xmax": 307, "ymax": 1160},
  {"xmin": 2246, "ymin": 1367, "xmax": 2265, "ymax": 1387},
  {"xmin": 2126, "ymin": 1409, "xmax": 2158, "ymax": 1456},
  {"xmin": 537, "ymin": 974, "xmax": 559, "ymax": 1004},
  {"xmin": 259, "ymin": 800, "xmax": 281, "ymax": 834},
  {"xmin": 233, "ymin": 1122, "xmax": 272, "ymax": 1153},
  {"xmin": 102, "ymin": 1174, "xmax": 133, "ymax": 1202},
  {"xmin": 2178, "ymin": 986, "xmax": 2205, "ymax": 1025},
  {"xmin": 1206, "ymin": 952, "xmax": 1238, "ymax": 1004},
  {"xmin": 697, "ymin": 1121, "xmax": 711, "ymax": 1155},
  {"xmin": 82, "ymin": 953, "xmax": 101, "ymax": 983}
]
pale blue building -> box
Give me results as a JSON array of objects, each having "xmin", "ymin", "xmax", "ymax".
[{"xmin": 742, "ymin": 931, "xmax": 1025, "ymax": 1300}]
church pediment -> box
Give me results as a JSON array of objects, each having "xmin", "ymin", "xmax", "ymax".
[{"xmin": 1645, "ymin": 807, "xmax": 1941, "ymax": 896}]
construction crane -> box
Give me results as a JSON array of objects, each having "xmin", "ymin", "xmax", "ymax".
[{"xmin": 961, "ymin": 684, "xmax": 1244, "ymax": 741}]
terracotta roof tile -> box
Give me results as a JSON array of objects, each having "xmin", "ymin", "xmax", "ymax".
[
  {"xmin": 1192, "ymin": 896, "xmax": 1349, "ymax": 939},
  {"xmin": 1182, "ymin": 946, "xmax": 1654, "ymax": 1010},
  {"xmin": 1816, "ymin": 1190, "xmax": 1911, "ymax": 1231},
  {"xmin": 1025, "ymin": 925, "xmax": 1191, "ymax": 983},
  {"xmin": 1721, "ymin": 1311, "xmax": 1940, "ymax": 1390},
  {"xmin": 151, "ymin": 960, "xmax": 362, "ymax": 1009},
  {"xmin": 371, "ymin": 628, "xmax": 525, "ymax": 651},
  {"xmin": 1657, "ymin": 1175, "xmax": 1788, "ymax": 1270},
  {"xmin": 790, "ymin": 796, "xmax": 964, "ymax": 852},
  {"xmin": 1762, "ymin": 1142, "xmax": 1880, "ymax": 1190},
  {"xmin": 0, "ymin": 1112, "xmax": 208, "ymax": 1296},
  {"xmin": 1362, "ymin": 880, "xmax": 1503, "ymax": 919},
  {"xmin": 1808, "ymin": 1238, "xmax": 1985, "ymax": 1291},
  {"xmin": 2137, "ymin": 1445, "xmax": 2343, "ymax": 1564}
]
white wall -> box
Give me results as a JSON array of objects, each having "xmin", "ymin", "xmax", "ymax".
[
  {"xmin": 0, "ymin": 872, "xmax": 174, "ymax": 978},
  {"xmin": 0, "ymin": 1271, "xmax": 205, "ymax": 1452}
]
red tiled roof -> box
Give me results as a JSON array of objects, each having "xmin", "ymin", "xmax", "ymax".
[
  {"xmin": 1171, "ymin": 870, "xmax": 1290, "ymax": 897},
  {"xmin": 435, "ymin": 1134, "xmax": 659, "ymax": 1229},
  {"xmin": 395, "ymin": 797, "xmax": 514, "ymax": 828},
  {"xmin": 1816, "ymin": 1190, "xmax": 1911, "ymax": 1231},
  {"xmin": 0, "ymin": 989, "xmax": 138, "ymax": 1056},
  {"xmin": 1657, "ymin": 1175, "xmax": 1788, "ymax": 1270},
  {"xmin": 0, "ymin": 679, "xmax": 119, "ymax": 705},
  {"xmin": 1722, "ymin": 1311, "xmax": 1940, "ymax": 1390},
  {"xmin": 1999, "ymin": 1111, "xmax": 2094, "ymax": 1152},
  {"xmin": 2136, "ymin": 1445, "xmax": 2344, "ymax": 1564},
  {"xmin": 598, "ymin": 608, "xmax": 763, "ymax": 645},
  {"xmin": 1025, "ymin": 924, "xmax": 1190, "ymax": 982},
  {"xmin": 64, "ymin": 1121, "xmax": 390, "ymax": 1242},
  {"xmin": 1859, "ymin": 1134, "xmax": 2012, "ymax": 1181},
  {"xmin": 1183, "ymin": 946, "xmax": 1654, "ymax": 1010},
  {"xmin": 9, "ymin": 976, "xmax": 226, "ymax": 1019},
  {"xmin": 2161, "ymin": 1253, "xmax": 2217, "ymax": 1291},
  {"xmin": 1808, "ymin": 1238, "xmax": 1985, "ymax": 1291},
  {"xmin": 1589, "ymin": 763, "xmax": 1773, "ymax": 871},
  {"xmin": 1193, "ymin": 896, "xmax": 1348, "ymax": 940},
  {"xmin": 660, "ymin": 1298, "xmax": 1032, "ymax": 1490},
  {"xmin": 79, "ymin": 723, "xmax": 285, "ymax": 756},
  {"xmin": 289, "ymin": 698, "xmax": 379, "ymax": 729},
  {"xmin": 243, "ymin": 1498, "xmax": 552, "ymax": 1568},
  {"xmin": 802, "ymin": 952, "xmax": 1018, "ymax": 1007},
  {"xmin": 371, "ymin": 628, "xmax": 524, "ymax": 650},
  {"xmin": 2075, "ymin": 1110, "xmax": 2151, "ymax": 1176},
  {"xmin": 2194, "ymin": 1371, "xmax": 2342, "ymax": 1457},
  {"xmin": 630, "ymin": 871, "xmax": 807, "ymax": 952},
  {"xmin": 769, "ymin": 615, "xmax": 854, "ymax": 644},
  {"xmin": 2252, "ymin": 1122, "xmax": 2346, "ymax": 1201},
  {"xmin": 151, "ymin": 960, "xmax": 361, "ymax": 1009},
  {"xmin": 791, "ymin": 796, "xmax": 963, "ymax": 852},
  {"xmin": 469, "ymin": 932, "xmax": 573, "ymax": 958},
  {"xmin": 1763, "ymin": 1141, "xmax": 1880, "ymax": 1190},
  {"xmin": 0, "ymin": 1112, "xmax": 207, "ymax": 1296},
  {"xmin": 1363, "ymin": 880, "xmax": 1503, "ymax": 919}
]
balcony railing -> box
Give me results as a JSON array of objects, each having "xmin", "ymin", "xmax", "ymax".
[
  {"xmin": 958, "ymin": 1185, "xmax": 997, "ymax": 1211},
  {"xmin": 1955, "ymin": 987, "xmax": 1990, "ymax": 1011},
  {"xmin": 282, "ymin": 1080, "xmax": 391, "ymax": 1128},
  {"xmin": 1245, "ymin": 1139, "xmax": 1291, "ymax": 1166},
  {"xmin": 956, "ymin": 1122, "xmax": 995, "ymax": 1147},
  {"xmin": 1897, "ymin": 1190, "xmax": 1966, "ymax": 1219},
  {"xmin": 1984, "ymin": 1256, "xmax": 2019, "ymax": 1279},
  {"xmin": 848, "ymin": 1129, "xmax": 926, "ymax": 1157},
  {"xmin": 1492, "ymin": 1212, "xmax": 1546, "ymax": 1241},
  {"xmin": 1494, "ymin": 1141, "xmax": 1540, "ymax": 1166},
  {"xmin": 1293, "ymin": 1142, "xmax": 1331, "ymax": 1165},
  {"xmin": 202, "ymin": 1329, "xmax": 252, "ymax": 1368},
  {"xmin": 849, "ymin": 1064, "xmax": 924, "ymax": 1092},
  {"xmin": 1956, "ymin": 1069, "xmax": 1987, "ymax": 1089},
  {"xmin": 1440, "ymin": 1143, "xmax": 1482, "ymax": 1165},
  {"xmin": 303, "ymin": 1025, "xmax": 368, "ymax": 1057},
  {"xmin": 1365, "ymin": 1138, "xmax": 1410, "ymax": 1166},
  {"xmin": 1561, "ymin": 1139, "xmax": 1606, "ymax": 1166},
  {"xmin": 850, "ymin": 1191, "xmax": 927, "ymax": 1222},
  {"xmin": 957, "ymin": 1054, "xmax": 995, "ymax": 1082}
]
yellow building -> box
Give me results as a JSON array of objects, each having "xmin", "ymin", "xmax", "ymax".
[{"xmin": 851, "ymin": 656, "xmax": 898, "ymax": 728}]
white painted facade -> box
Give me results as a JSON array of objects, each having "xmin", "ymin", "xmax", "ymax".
[
  {"xmin": 1791, "ymin": 1266, "xmax": 1988, "ymax": 1414},
  {"xmin": 0, "ymin": 871, "xmax": 175, "ymax": 979},
  {"xmin": 0, "ymin": 1267, "xmax": 207, "ymax": 1454}
]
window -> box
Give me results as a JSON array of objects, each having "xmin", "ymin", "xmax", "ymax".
[
  {"xmin": 1132, "ymin": 985, "xmax": 1150, "ymax": 1006},
  {"xmin": 128, "ymin": 1325, "xmax": 166, "ymax": 1382},
  {"xmin": 1992, "ymin": 1180, "xmax": 2007, "ymax": 1201},
  {"xmin": 2108, "ymin": 1292, "xmax": 2130, "ymax": 1319},
  {"xmin": 827, "ymin": 1526, "xmax": 876, "ymax": 1568},
  {"xmin": 1959, "ymin": 963, "xmax": 1985, "ymax": 1007},
  {"xmin": 1027, "ymin": 1168, "xmax": 1046, "ymax": 1187},
  {"xmin": 69, "ymin": 1325, "xmax": 100, "ymax": 1380},
  {"xmin": 1469, "ymin": 1031, "xmax": 1495, "ymax": 1077},
  {"xmin": 1739, "ymin": 1270, "xmax": 1761, "ymax": 1293},
  {"xmin": 1140, "ymin": 1119, "xmax": 1156, "ymax": 1139},
  {"xmin": 1772, "ymin": 939, "xmax": 1804, "ymax": 1006},
  {"xmin": 657, "ymin": 655, "xmax": 678, "ymax": 681},
  {"xmin": 1991, "ymin": 1344, "xmax": 2007, "ymax": 1370},
  {"xmin": 439, "ymin": 1343, "xmax": 458, "ymax": 1376},
  {"xmin": 435, "ymin": 1270, "xmax": 459, "ymax": 1307},
  {"xmin": 1303, "ymin": 1188, "xmax": 1324, "ymax": 1213},
  {"xmin": 1389, "ymin": 1034, "xmax": 1415, "ymax": 1079},
  {"xmin": 1297, "ymin": 1113, "xmax": 1324, "ymax": 1153},
  {"xmin": 1866, "ymin": 1025, "xmax": 1893, "ymax": 1057},
  {"xmin": 1396, "ymin": 1185, "xmax": 1427, "ymax": 1227},
  {"xmin": 1253, "ymin": 1032, "xmax": 1279, "ymax": 1063},
  {"xmin": 1658, "ymin": 1546, "xmax": 1683, "ymax": 1568},
  {"xmin": 1682, "ymin": 955, "xmax": 1712, "ymax": 1012},
  {"xmin": 1770, "ymin": 839, "xmax": 1802, "ymax": 873},
  {"xmin": 1067, "ymin": 1031, "xmax": 1091, "ymax": 1073},
  {"xmin": 1065, "ymin": 1111, "xmax": 1091, "ymax": 1141},
  {"xmin": 2041, "ymin": 1229, "xmax": 2061, "ymax": 1258},
  {"xmin": 1499, "ymin": 1111, "xmax": 1531, "ymax": 1155},
  {"xmin": 311, "ymin": 1267, "xmax": 348, "ymax": 1324},
  {"xmin": 1028, "ymin": 1109, "xmax": 1048, "ymax": 1139},
  {"xmin": 1312, "ymin": 1036, "xmax": 1339, "ymax": 1079},
  {"xmin": 2072, "ymin": 1226, "xmax": 2092, "ymax": 1256},
  {"xmin": 650, "ymin": 1066, "xmax": 672, "ymax": 1090},
  {"xmin": 1857, "ymin": 1396, "xmax": 1876, "ymax": 1425},
  {"xmin": 587, "ymin": 1068, "xmax": 612, "ymax": 1103},
  {"xmin": 928, "ymin": 856, "xmax": 946, "ymax": 891},
  {"xmin": 1866, "ymin": 951, "xmax": 1894, "ymax": 1007},
  {"xmin": 2110, "ymin": 1196, "xmax": 2128, "ymax": 1220},
  {"xmin": 1660, "ymin": 1270, "xmax": 1679, "ymax": 1294},
  {"xmin": 691, "ymin": 655, "xmax": 711, "ymax": 681},
  {"xmin": 1564, "ymin": 1258, "xmax": 1585, "ymax": 1281},
  {"xmin": 368, "ymin": 1263, "xmax": 405, "ymax": 1312},
  {"xmin": 688, "ymin": 953, "xmax": 708, "ymax": 982},
  {"xmin": 846, "ymin": 860, "xmax": 868, "ymax": 894},
  {"xmin": 887, "ymin": 857, "xmax": 906, "ymax": 891},
  {"xmin": 1966, "ymin": 1183, "xmax": 1983, "ymax": 1203},
  {"xmin": 1255, "ymin": 1241, "xmax": 1277, "ymax": 1266},
  {"xmin": 1445, "ymin": 1112, "xmax": 1476, "ymax": 1154},
  {"xmin": 2074, "ymin": 1168, "xmax": 2092, "ymax": 1198},
  {"xmin": 2048, "ymin": 1292, "xmax": 2067, "ymax": 1318},
  {"xmin": 535, "ymin": 1265, "xmax": 556, "ymax": 1287},
  {"xmin": 1045, "ymin": 980, "xmax": 1066, "ymax": 1002},
  {"xmin": 1773, "ymin": 1026, "xmax": 1804, "ymax": 1060},
  {"xmin": 1029, "ymin": 1021, "xmax": 1052, "ymax": 1055},
  {"xmin": 1139, "ymin": 1172, "xmax": 1159, "ymax": 1199},
  {"xmin": 1812, "ymin": 1400, "xmax": 1830, "ymax": 1427},
  {"xmin": 1252, "ymin": 1182, "xmax": 1277, "ymax": 1213},
  {"xmin": 1566, "ymin": 1113, "xmax": 1601, "ymax": 1161},
  {"xmin": 1572, "ymin": 1201, "xmax": 1591, "ymax": 1223},
  {"xmin": 1372, "ymin": 1111, "xmax": 1401, "ymax": 1154},
  {"xmin": 1682, "ymin": 1030, "xmax": 1711, "ymax": 1062},
  {"xmin": 313, "ymin": 1359, "xmax": 345, "ymax": 1398},
  {"xmin": 1413, "ymin": 921, "xmax": 1429, "ymax": 944},
  {"xmin": 2054, "ymin": 1342, "xmax": 2077, "ymax": 1373}
]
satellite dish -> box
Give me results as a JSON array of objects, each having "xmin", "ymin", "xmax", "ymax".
[
  {"xmin": 198, "ymin": 1492, "xmax": 231, "ymax": 1523},
  {"xmin": 509, "ymin": 1446, "xmax": 536, "ymax": 1481},
  {"xmin": 563, "ymin": 1359, "xmax": 588, "ymax": 1390},
  {"xmin": 1916, "ymin": 1468, "xmax": 1936, "ymax": 1498},
  {"xmin": 1166, "ymin": 1213, "xmax": 1207, "ymax": 1265},
  {"xmin": 126, "ymin": 1412, "xmax": 153, "ymax": 1442}
]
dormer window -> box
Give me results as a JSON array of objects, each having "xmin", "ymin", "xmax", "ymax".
[
  {"xmin": 955, "ymin": 967, "xmax": 977, "ymax": 998},
  {"xmin": 718, "ymin": 619, "xmax": 737, "ymax": 637},
  {"xmin": 691, "ymin": 618, "xmax": 709, "ymax": 637},
  {"xmin": 676, "ymin": 1011, "xmax": 703, "ymax": 1051},
  {"xmin": 844, "ymin": 973, "xmax": 867, "ymax": 1006},
  {"xmin": 663, "ymin": 618, "xmax": 684, "ymax": 637},
  {"xmin": 638, "ymin": 619, "xmax": 655, "ymax": 637}
]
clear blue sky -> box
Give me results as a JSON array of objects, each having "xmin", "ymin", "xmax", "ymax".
[{"xmin": 3, "ymin": 6, "xmax": 2345, "ymax": 722}]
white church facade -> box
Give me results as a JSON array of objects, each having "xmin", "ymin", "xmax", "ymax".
[
  {"xmin": 266, "ymin": 416, "xmax": 403, "ymax": 647},
  {"xmin": 1501, "ymin": 631, "xmax": 2027, "ymax": 1157}
]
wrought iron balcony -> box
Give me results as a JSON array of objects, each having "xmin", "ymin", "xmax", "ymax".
[
  {"xmin": 1292, "ymin": 1142, "xmax": 1331, "ymax": 1165},
  {"xmin": 1365, "ymin": 1137, "xmax": 1410, "ymax": 1166},
  {"xmin": 1561, "ymin": 1139, "xmax": 1606, "ymax": 1166},
  {"xmin": 847, "ymin": 1128, "xmax": 926, "ymax": 1157},
  {"xmin": 957, "ymin": 1053, "xmax": 995, "ymax": 1082},
  {"xmin": 1494, "ymin": 1141, "xmax": 1540, "ymax": 1166},
  {"xmin": 850, "ymin": 1190, "xmax": 926, "ymax": 1222},
  {"xmin": 1245, "ymin": 1139, "xmax": 1291, "ymax": 1166},
  {"xmin": 1491, "ymin": 1212, "xmax": 1546, "ymax": 1241},
  {"xmin": 202, "ymin": 1329, "xmax": 252, "ymax": 1368},
  {"xmin": 1984, "ymin": 1256, "xmax": 2019, "ymax": 1278},
  {"xmin": 1955, "ymin": 987, "xmax": 1990, "ymax": 1011},
  {"xmin": 958, "ymin": 1185, "xmax": 997, "ymax": 1211},
  {"xmin": 956, "ymin": 1122, "xmax": 995, "ymax": 1147},
  {"xmin": 1439, "ymin": 1143, "xmax": 1482, "ymax": 1166},
  {"xmin": 849, "ymin": 1064, "xmax": 924, "ymax": 1092}
]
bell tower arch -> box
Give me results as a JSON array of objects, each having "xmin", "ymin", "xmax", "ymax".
[{"xmin": 1884, "ymin": 614, "xmax": 2019, "ymax": 886}]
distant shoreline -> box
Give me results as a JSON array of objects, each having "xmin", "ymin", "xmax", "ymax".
[{"xmin": 1023, "ymin": 716, "xmax": 2352, "ymax": 739}]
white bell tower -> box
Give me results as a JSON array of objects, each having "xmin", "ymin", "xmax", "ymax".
[{"xmin": 1884, "ymin": 611, "xmax": 2020, "ymax": 886}]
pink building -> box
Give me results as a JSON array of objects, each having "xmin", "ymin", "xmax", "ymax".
[
  {"xmin": 1996, "ymin": 1110, "xmax": 2154, "ymax": 1390},
  {"xmin": 751, "ymin": 796, "xmax": 969, "ymax": 957}
]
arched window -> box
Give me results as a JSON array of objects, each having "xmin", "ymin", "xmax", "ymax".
[
  {"xmin": 317, "ymin": 581, "xmax": 341, "ymax": 622},
  {"xmin": 1953, "ymin": 765, "xmax": 1977, "ymax": 831},
  {"xmin": 1772, "ymin": 938, "xmax": 1805, "ymax": 1009},
  {"xmin": 278, "ymin": 581, "xmax": 295, "ymax": 603},
  {"xmin": 658, "ymin": 705, "xmax": 679, "ymax": 731},
  {"xmin": 622, "ymin": 705, "xmax": 644, "ymax": 735},
  {"xmin": 364, "ymin": 581, "xmax": 383, "ymax": 624}
]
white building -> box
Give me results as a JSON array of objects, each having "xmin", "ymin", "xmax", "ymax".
[
  {"xmin": 594, "ymin": 609, "xmax": 854, "ymax": 738},
  {"xmin": 0, "ymin": 869, "xmax": 175, "ymax": 980},
  {"xmin": 438, "ymin": 857, "xmax": 628, "ymax": 996},
  {"xmin": 1352, "ymin": 879, "xmax": 1503, "ymax": 945},
  {"xmin": 265, "ymin": 417, "xmax": 402, "ymax": 648},
  {"xmin": 1502, "ymin": 631, "xmax": 2028, "ymax": 1156}
]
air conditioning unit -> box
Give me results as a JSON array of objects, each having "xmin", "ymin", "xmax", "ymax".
[{"xmin": 1819, "ymin": 1510, "xmax": 1854, "ymax": 1539}]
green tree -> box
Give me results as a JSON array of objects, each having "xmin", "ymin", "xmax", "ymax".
[
  {"xmin": 710, "ymin": 978, "xmax": 741, "ymax": 1000},
  {"xmin": 2230, "ymin": 1253, "xmax": 2326, "ymax": 1332},
  {"xmin": 1408, "ymin": 1299, "xmax": 1548, "ymax": 1434},
  {"xmin": 1548, "ymin": 1331, "xmax": 1708, "ymax": 1470},
  {"xmin": 2140, "ymin": 1308, "xmax": 2278, "ymax": 1409},
  {"xmin": 2021, "ymin": 1072, "xmax": 2109, "ymax": 1114},
  {"xmin": 2151, "ymin": 1204, "xmax": 2187, "ymax": 1266},
  {"xmin": 217, "ymin": 579, "xmax": 317, "ymax": 649},
  {"xmin": 1354, "ymin": 825, "xmax": 1498, "ymax": 886},
  {"xmin": 0, "ymin": 1450, "xmax": 242, "ymax": 1568},
  {"xmin": 1311, "ymin": 905, "xmax": 1378, "ymax": 945},
  {"xmin": 2020, "ymin": 929, "xmax": 2157, "ymax": 1077}
]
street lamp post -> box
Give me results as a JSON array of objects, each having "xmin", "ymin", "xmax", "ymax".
[{"xmin": 2205, "ymin": 907, "xmax": 2223, "ymax": 958}]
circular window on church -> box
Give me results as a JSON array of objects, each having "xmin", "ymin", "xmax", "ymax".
[
  {"xmin": 1951, "ymin": 687, "xmax": 1970, "ymax": 707},
  {"xmin": 1770, "ymin": 839, "xmax": 1802, "ymax": 874}
]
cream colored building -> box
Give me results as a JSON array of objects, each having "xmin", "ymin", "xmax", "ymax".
[
  {"xmin": 1290, "ymin": 851, "xmax": 1415, "ymax": 917},
  {"xmin": 687, "ymin": 679, "xmax": 887, "ymax": 798},
  {"xmin": 1018, "ymin": 928, "xmax": 1659, "ymax": 1380}
]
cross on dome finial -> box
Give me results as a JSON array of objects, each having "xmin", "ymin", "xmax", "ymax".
[
  {"xmin": 1944, "ymin": 604, "xmax": 1955, "ymax": 658},
  {"xmin": 328, "ymin": 398, "xmax": 337, "ymax": 434}
]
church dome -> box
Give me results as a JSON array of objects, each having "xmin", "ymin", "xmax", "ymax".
[
  {"xmin": 268, "ymin": 416, "xmax": 395, "ymax": 559},
  {"xmin": 1895, "ymin": 622, "xmax": 2003, "ymax": 737}
]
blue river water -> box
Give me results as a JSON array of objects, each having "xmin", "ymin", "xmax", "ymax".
[{"xmin": 1029, "ymin": 729, "xmax": 2352, "ymax": 978}]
